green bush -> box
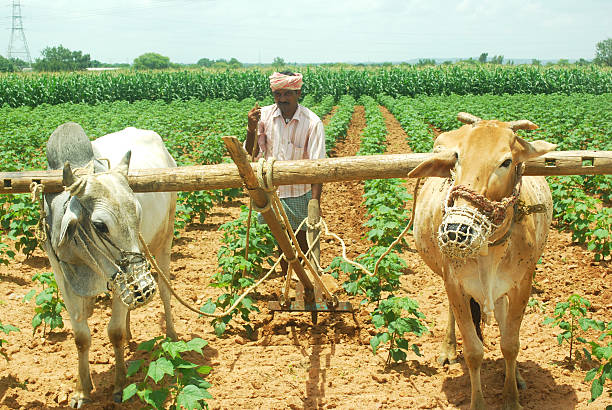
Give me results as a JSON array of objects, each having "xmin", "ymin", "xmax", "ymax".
[{"xmin": 123, "ymin": 336, "xmax": 212, "ymax": 409}]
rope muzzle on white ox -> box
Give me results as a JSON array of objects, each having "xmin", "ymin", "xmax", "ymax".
[{"xmin": 438, "ymin": 166, "xmax": 523, "ymax": 259}]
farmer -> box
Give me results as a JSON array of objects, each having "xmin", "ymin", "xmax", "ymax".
[{"xmin": 245, "ymin": 71, "xmax": 325, "ymax": 276}]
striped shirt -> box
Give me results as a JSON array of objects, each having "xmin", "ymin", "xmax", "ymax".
[{"xmin": 255, "ymin": 104, "xmax": 326, "ymax": 198}]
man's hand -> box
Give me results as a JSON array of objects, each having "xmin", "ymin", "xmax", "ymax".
[
  {"xmin": 246, "ymin": 103, "xmax": 261, "ymax": 157},
  {"xmin": 247, "ymin": 103, "xmax": 261, "ymax": 132},
  {"xmin": 311, "ymin": 184, "xmax": 322, "ymax": 216}
]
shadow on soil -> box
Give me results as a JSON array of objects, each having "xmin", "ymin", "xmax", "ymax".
[
  {"xmin": 441, "ymin": 357, "xmax": 579, "ymax": 409},
  {"xmin": 21, "ymin": 255, "xmax": 50, "ymax": 270},
  {"xmin": 0, "ymin": 375, "xmax": 29, "ymax": 407},
  {"xmin": 303, "ymin": 330, "xmax": 333, "ymax": 409},
  {"xmin": 0, "ymin": 273, "xmax": 30, "ymax": 287}
]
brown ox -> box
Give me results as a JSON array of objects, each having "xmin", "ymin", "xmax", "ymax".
[{"xmin": 408, "ymin": 113, "xmax": 555, "ymax": 410}]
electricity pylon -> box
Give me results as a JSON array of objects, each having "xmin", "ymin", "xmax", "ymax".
[{"xmin": 7, "ymin": 0, "xmax": 32, "ymax": 66}]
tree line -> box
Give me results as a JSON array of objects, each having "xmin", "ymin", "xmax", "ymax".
[{"xmin": 1, "ymin": 39, "xmax": 611, "ymax": 73}]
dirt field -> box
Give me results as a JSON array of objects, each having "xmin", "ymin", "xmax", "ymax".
[{"xmin": 0, "ymin": 106, "xmax": 610, "ymax": 409}]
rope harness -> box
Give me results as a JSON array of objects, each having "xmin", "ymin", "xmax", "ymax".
[{"xmin": 445, "ymin": 182, "xmax": 521, "ymax": 227}]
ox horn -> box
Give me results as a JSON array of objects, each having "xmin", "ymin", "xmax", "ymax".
[
  {"xmin": 508, "ymin": 120, "xmax": 538, "ymax": 131},
  {"xmin": 62, "ymin": 162, "xmax": 76, "ymax": 187},
  {"xmin": 63, "ymin": 162, "xmax": 87, "ymax": 197},
  {"xmin": 457, "ymin": 112, "xmax": 482, "ymax": 125}
]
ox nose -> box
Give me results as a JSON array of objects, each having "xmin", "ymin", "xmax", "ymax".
[{"xmin": 443, "ymin": 223, "xmax": 475, "ymax": 243}]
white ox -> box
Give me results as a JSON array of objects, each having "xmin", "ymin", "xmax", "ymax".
[
  {"xmin": 42, "ymin": 123, "xmax": 177, "ymax": 407},
  {"xmin": 408, "ymin": 113, "xmax": 555, "ymax": 410}
]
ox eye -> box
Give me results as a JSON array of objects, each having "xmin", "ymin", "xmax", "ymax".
[
  {"xmin": 500, "ymin": 159, "xmax": 512, "ymax": 168},
  {"xmin": 92, "ymin": 221, "xmax": 108, "ymax": 233}
]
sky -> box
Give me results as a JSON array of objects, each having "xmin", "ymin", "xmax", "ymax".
[{"xmin": 1, "ymin": 0, "xmax": 610, "ymax": 65}]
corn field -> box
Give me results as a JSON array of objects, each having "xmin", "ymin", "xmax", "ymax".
[{"xmin": 0, "ymin": 66, "xmax": 610, "ymax": 107}]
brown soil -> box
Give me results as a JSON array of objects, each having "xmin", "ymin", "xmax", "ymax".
[{"xmin": 0, "ymin": 107, "xmax": 610, "ymax": 409}]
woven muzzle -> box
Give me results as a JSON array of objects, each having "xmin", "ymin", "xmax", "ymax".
[
  {"xmin": 438, "ymin": 206, "xmax": 495, "ymax": 259},
  {"xmin": 438, "ymin": 170, "xmax": 522, "ymax": 259},
  {"xmin": 111, "ymin": 253, "xmax": 156, "ymax": 309}
]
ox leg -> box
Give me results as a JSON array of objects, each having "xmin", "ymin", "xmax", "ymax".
[
  {"xmin": 496, "ymin": 282, "xmax": 530, "ymax": 410},
  {"xmin": 108, "ymin": 294, "xmax": 129, "ymax": 403},
  {"xmin": 125, "ymin": 310, "xmax": 132, "ymax": 341},
  {"xmin": 49, "ymin": 264, "xmax": 94, "ymax": 408},
  {"xmin": 438, "ymin": 304, "xmax": 458, "ymax": 365},
  {"xmin": 495, "ymin": 297, "xmax": 526, "ymax": 391},
  {"xmin": 154, "ymin": 246, "xmax": 177, "ymax": 341},
  {"xmin": 69, "ymin": 300, "xmax": 95, "ymax": 408},
  {"xmin": 445, "ymin": 283, "xmax": 486, "ymax": 410}
]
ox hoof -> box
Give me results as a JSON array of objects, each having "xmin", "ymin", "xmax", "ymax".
[
  {"xmin": 437, "ymin": 354, "xmax": 457, "ymax": 366},
  {"xmin": 502, "ymin": 403, "xmax": 523, "ymax": 410},
  {"xmin": 113, "ymin": 390, "xmax": 124, "ymax": 403},
  {"xmin": 69, "ymin": 394, "xmax": 92, "ymax": 409}
]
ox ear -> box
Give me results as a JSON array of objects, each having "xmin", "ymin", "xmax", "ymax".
[
  {"xmin": 408, "ymin": 150, "xmax": 457, "ymax": 178},
  {"xmin": 113, "ymin": 151, "xmax": 131, "ymax": 178},
  {"xmin": 57, "ymin": 198, "xmax": 81, "ymax": 249},
  {"xmin": 515, "ymin": 137, "xmax": 557, "ymax": 162}
]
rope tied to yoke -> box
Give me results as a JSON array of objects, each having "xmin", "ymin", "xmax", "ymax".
[{"xmin": 30, "ymin": 182, "xmax": 48, "ymax": 243}]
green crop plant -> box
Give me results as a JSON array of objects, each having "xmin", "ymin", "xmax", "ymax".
[
  {"xmin": 584, "ymin": 321, "xmax": 612, "ymax": 407},
  {"xmin": 308, "ymin": 94, "xmax": 335, "ymax": 119},
  {"xmin": 527, "ymin": 297, "xmax": 547, "ymax": 314},
  {"xmin": 0, "ymin": 195, "xmax": 40, "ymax": 258},
  {"xmin": 175, "ymin": 189, "xmax": 227, "ymax": 233},
  {"xmin": 362, "ymin": 179, "xmax": 411, "ymax": 248},
  {"xmin": 0, "ymin": 320, "xmax": 20, "ymax": 361},
  {"xmin": 0, "ymin": 240, "xmax": 16, "ymax": 266},
  {"xmin": 326, "ymin": 93, "xmax": 411, "ymax": 305},
  {"xmin": 370, "ymin": 296, "xmax": 428, "ymax": 366},
  {"xmin": 324, "ymin": 95, "xmax": 355, "ymax": 153},
  {"xmin": 204, "ymin": 206, "xmax": 276, "ymax": 337},
  {"xmin": 543, "ymin": 294, "xmax": 602, "ymax": 364},
  {"xmin": 550, "ymin": 176, "xmax": 612, "ymax": 261},
  {"xmin": 123, "ymin": 336, "xmax": 212, "ymax": 410},
  {"xmin": 335, "ymin": 246, "xmax": 406, "ymax": 304},
  {"xmin": 23, "ymin": 272, "xmax": 66, "ymax": 337},
  {"xmin": 357, "ymin": 95, "xmax": 387, "ymax": 155}
]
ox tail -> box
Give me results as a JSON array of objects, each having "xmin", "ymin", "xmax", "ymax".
[{"xmin": 470, "ymin": 298, "xmax": 483, "ymax": 342}]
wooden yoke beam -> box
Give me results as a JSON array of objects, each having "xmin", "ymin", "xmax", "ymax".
[
  {"xmin": 1, "ymin": 148, "xmax": 611, "ymax": 195},
  {"xmin": 222, "ymin": 136, "xmax": 316, "ymax": 303}
]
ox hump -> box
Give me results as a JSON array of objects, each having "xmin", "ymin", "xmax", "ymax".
[{"xmin": 46, "ymin": 122, "xmax": 94, "ymax": 170}]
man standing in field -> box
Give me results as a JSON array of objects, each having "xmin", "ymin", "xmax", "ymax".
[{"xmin": 245, "ymin": 71, "xmax": 325, "ymax": 276}]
